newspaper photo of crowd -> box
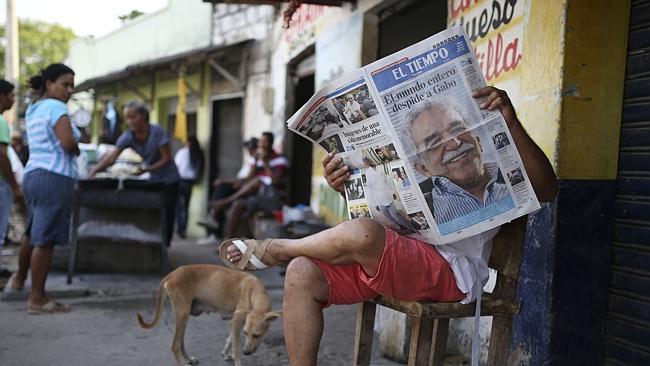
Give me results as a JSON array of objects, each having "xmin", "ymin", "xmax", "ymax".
[
  {"xmin": 331, "ymin": 84, "xmax": 378, "ymax": 124},
  {"xmin": 408, "ymin": 211, "xmax": 430, "ymax": 231},
  {"xmin": 364, "ymin": 143, "xmax": 400, "ymax": 166},
  {"xmin": 349, "ymin": 203, "xmax": 371, "ymax": 219},
  {"xmin": 507, "ymin": 168, "xmax": 525, "ymax": 186},
  {"xmin": 298, "ymin": 103, "xmax": 347, "ymax": 142},
  {"xmin": 338, "ymin": 142, "xmax": 402, "ymax": 172},
  {"xmin": 391, "ymin": 166, "xmax": 411, "ymax": 188},
  {"xmin": 345, "ymin": 178, "xmax": 365, "ymax": 200},
  {"xmin": 319, "ymin": 134, "xmax": 345, "ymax": 153},
  {"xmin": 492, "ymin": 132, "xmax": 511, "ymax": 150}
]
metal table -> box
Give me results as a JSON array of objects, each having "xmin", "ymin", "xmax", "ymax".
[{"xmin": 67, "ymin": 179, "xmax": 169, "ymax": 284}]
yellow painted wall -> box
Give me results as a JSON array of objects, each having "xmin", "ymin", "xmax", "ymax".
[
  {"xmin": 557, "ymin": 0, "xmax": 630, "ymax": 180},
  {"xmin": 187, "ymin": 62, "xmax": 212, "ymax": 237},
  {"xmin": 518, "ymin": 0, "xmax": 566, "ymax": 171},
  {"xmin": 471, "ymin": 0, "xmax": 630, "ymax": 180}
]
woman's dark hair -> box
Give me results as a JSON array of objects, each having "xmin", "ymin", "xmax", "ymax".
[
  {"xmin": 28, "ymin": 63, "xmax": 75, "ymax": 93},
  {"xmin": 0, "ymin": 79, "xmax": 15, "ymax": 95},
  {"xmin": 188, "ymin": 135, "xmax": 204, "ymax": 182},
  {"xmin": 124, "ymin": 100, "xmax": 150, "ymax": 122}
]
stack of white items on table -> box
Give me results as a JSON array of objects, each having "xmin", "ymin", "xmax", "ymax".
[{"xmin": 88, "ymin": 143, "xmax": 150, "ymax": 180}]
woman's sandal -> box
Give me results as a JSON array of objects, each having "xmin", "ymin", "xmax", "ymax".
[
  {"xmin": 8, "ymin": 273, "xmax": 25, "ymax": 291},
  {"xmin": 218, "ymin": 238, "xmax": 283, "ymax": 271},
  {"xmin": 28, "ymin": 300, "xmax": 71, "ymax": 315}
]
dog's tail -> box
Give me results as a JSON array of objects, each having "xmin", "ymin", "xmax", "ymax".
[{"xmin": 136, "ymin": 277, "xmax": 166, "ymax": 329}]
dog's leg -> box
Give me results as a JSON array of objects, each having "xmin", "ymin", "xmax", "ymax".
[
  {"xmin": 169, "ymin": 294, "xmax": 193, "ymax": 366},
  {"xmin": 230, "ymin": 312, "xmax": 246, "ymax": 366},
  {"xmin": 171, "ymin": 312, "xmax": 190, "ymax": 365},
  {"xmin": 222, "ymin": 333, "xmax": 233, "ymax": 361}
]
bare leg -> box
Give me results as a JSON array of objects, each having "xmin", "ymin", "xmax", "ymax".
[
  {"xmin": 27, "ymin": 243, "xmax": 54, "ymax": 308},
  {"xmin": 283, "ymin": 257, "xmax": 330, "ymax": 366},
  {"xmin": 226, "ymin": 217, "xmax": 386, "ymax": 276},
  {"xmin": 227, "ymin": 200, "xmax": 247, "ymax": 237},
  {"xmin": 13, "ymin": 236, "xmax": 32, "ymax": 288},
  {"xmin": 211, "ymin": 178, "xmax": 262, "ymax": 214},
  {"xmin": 226, "ymin": 178, "xmax": 262, "ymax": 203}
]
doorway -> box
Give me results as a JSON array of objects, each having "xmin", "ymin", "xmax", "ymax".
[
  {"xmin": 377, "ymin": 0, "xmax": 447, "ymax": 58},
  {"xmin": 285, "ymin": 58, "xmax": 315, "ymax": 206},
  {"xmin": 286, "ymin": 73, "xmax": 314, "ymax": 206},
  {"xmin": 209, "ymin": 97, "xmax": 243, "ymax": 198}
]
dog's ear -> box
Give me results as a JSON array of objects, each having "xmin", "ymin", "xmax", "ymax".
[{"xmin": 265, "ymin": 310, "xmax": 282, "ymax": 321}]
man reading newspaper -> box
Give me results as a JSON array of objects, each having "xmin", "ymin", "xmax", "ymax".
[{"xmin": 217, "ymin": 86, "xmax": 558, "ymax": 365}]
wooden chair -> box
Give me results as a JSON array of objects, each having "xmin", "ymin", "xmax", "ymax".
[{"xmin": 353, "ymin": 216, "xmax": 528, "ymax": 366}]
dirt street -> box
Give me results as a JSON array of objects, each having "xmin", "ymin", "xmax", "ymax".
[{"xmin": 0, "ymin": 238, "xmax": 403, "ymax": 366}]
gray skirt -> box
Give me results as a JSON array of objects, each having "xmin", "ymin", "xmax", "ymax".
[{"xmin": 23, "ymin": 169, "xmax": 75, "ymax": 246}]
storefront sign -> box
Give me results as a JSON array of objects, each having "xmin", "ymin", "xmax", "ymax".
[
  {"xmin": 315, "ymin": 14, "xmax": 363, "ymax": 89},
  {"xmin": 283, "ymin": 4, "xmax": 327, "ymax": 58},
  {"xmin": 448, "ymin": 0, "xmax": 524, "ymax": 99}
]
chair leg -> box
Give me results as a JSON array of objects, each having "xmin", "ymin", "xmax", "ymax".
[
  {"xmin": 353, "ymin": 301, "xmax": 376, "ymax": 366},
  {"xmin": 487, "ymin": 314, "xmax": 514, "ymax": 366},
  {"xmin": 159, "ymin": 191, "xmax": 169, "ymax": 275},
  {"xmin": 407, "ymin": 317, "xmax": 448, "ymax": 366},
  {"xmin": 66, "ymin": 196, "xmax": 80, "ymax": 285},
  {"xmin": 430, "ymin": 319, "xmax": 449, "ymax": 366}
]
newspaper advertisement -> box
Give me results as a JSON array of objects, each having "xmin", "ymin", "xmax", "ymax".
[{"xmin": 287, "ymin": 25, "xmax": 539, "ymax": 245}]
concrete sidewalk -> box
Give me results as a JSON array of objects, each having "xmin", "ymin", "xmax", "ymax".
[{"xmin": 0, "ymin": 238, "xmax": 405, "ymax": 366}]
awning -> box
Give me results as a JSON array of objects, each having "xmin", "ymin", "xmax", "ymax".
[
  {"xmin": 202, "ymin": 0, "xmax": 356, "ymax": 6},
  {"xmin": 75, "ymin": 40, "xmax": 251, "ymax": 91}
]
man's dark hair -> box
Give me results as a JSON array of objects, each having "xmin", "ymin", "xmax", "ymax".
[
  {"xmin": 262, "ymin": 131, "xmax": 274, "ymax": 146},
  {"xmin": 125, "ymin": 100, "xmax": 150, "ymax": 122},
  {"xmin": 28, "ymin": 63, "xmax": 75, "ymax": 94},
  {"xmin": 0, "ymin": 79, "xmax": 15, "ymax": 95},
  {"xmin": 243, "ymin": 137, "xmax": 258, "ymax": 148}
]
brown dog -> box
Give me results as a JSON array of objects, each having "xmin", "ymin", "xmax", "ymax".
[{"xmin": 136, "ymin": 264, "xmax": 281, "ymax": 366}]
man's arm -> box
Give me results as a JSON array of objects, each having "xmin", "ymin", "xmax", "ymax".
[
  {"xmin": 0, "ymin": 144, "xmax": 21, "ymax": 199},
  {"xmin": 473, "ymin": 87, "xmax": 559, "ymax": 202}
]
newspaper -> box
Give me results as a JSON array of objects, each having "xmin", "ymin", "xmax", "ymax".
[{"xmin": 287, "ymin": 25, "xmax": 539, "ymax": 245}]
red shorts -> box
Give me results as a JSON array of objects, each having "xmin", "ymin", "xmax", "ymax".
[{"xmin": 313, "ymin": 227, "xmax": 464, "ymax": 308}]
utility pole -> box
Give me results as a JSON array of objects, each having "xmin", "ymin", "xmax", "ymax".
[{"xmin": 5, "ymin": 0, "xmax": 19, "ymax": 125}]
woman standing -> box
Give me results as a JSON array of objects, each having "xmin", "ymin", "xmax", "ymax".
[
  {"xmin": 89, "ymin": 100, "xmax": 180, "ymax": 245},
  {"xmin": 0, "ymin": 79, "xmax": 19, "ymax": 278},
  {"xmin": 11, "ymin": 64, "xmax": 79, "ymax": 314},
  {"xmin": 173, "ymin": 135, "xmax": 204, "ymax": 238}
]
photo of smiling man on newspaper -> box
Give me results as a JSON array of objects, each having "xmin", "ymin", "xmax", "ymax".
[{"xmin": 406, "ymin": 99, "xmax": 513, "ymax": 232}]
